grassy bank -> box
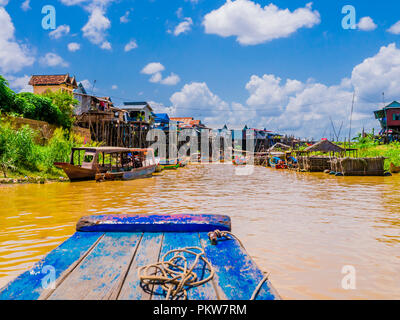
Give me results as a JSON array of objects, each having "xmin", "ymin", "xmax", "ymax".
[
  {"xmin": 349, "ymin": 135, "xmax": 400, "ymax": 171},
  {"xmin": 0, "ymin": 121, "xmax": 92, "ymax": 183}
]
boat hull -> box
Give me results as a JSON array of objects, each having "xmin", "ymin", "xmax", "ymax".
[
  {"xmin": 54, "ymin": 162, "xmax": 98, "ymax": 181},
  {"xmin": 96, "ymin": 165, "xmax": 157, "ymax": 181},
  {"xmin": 162, "ymin": 164, "xmax": 179, "ymax": 170}
]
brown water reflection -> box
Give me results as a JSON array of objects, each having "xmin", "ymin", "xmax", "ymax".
[{"xmin": 0, "ymin": 164, "xmax": 399, "ymax": 299}]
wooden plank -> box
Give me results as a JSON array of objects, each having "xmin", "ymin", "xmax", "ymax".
[
  {"xmin": 48, "ymin": 233, "xmax": 142, "ymax": 300},
  {"xmin": 0, "ymin": 232, "xmax": 103, "ymax": 300},
  {"xmin": 152, "ymin": 232, "xmax": 218, "ymax": 300},
  {"xmin": 77, "ymin": 214, "xmax": 231, "ymax": 233},
  {"xmin": 117, "ymin": 233, "xmax": 164, "ymax": 300},
  {"xmin": 199, "ymin": 232, "xmax": 279, "ymax": 300}
]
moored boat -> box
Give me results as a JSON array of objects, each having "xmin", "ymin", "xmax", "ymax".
[
  {"xmin": 55, "ymin": 147, "xmax": 134, "ymax": 181},
  {"xmin": 95, "ymin": 149, "xmax": 157, "ymax": 181},
  {"xmin": 232, "ymin": 155, "xmax": 248, "ymax": 165},
  {"xmin": 159, "ymin": 159, "xmax": 180, "ymax": 170},
  {"xmin": 269, "ymin": 157, "xmax": 288, "ymax": 169},
  {"xmin": 0, "ymin": 214, "xmax": 280, "ymax": 300}
]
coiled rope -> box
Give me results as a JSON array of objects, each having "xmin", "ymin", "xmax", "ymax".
[
  {"xmin": 138, "ymin": 231, "xmax": 271, "ymax": 300},
  {"xmin": 138, "ymin": 246, "xmax": 214, "ymax": 300}
]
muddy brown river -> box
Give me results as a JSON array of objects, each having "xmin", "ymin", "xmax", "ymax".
[{"xmin": 0, "ymin": 164, "xmax": 399, "ymax": 299}]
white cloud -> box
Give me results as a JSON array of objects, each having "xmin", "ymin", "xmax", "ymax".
[
  {"xmin": 142, "ymin": 63, "xmax": 180, "ymax": 86},
  {"xmin": 203, "ymin": 0, "xmax": 320, "ymax": 45},
  {"xmin": 124, "ymin": 39, "xmax": 138, "ymax": 52},
  {"xmin": 6, "ymin": 74, "xmax": 32, "ymax": 92},
  {"xmin": 351, "ymin": 43, "xmax": 400, "ymax": 101},
  {"xmin": 149, "ymin": 72, "xmax": 162, "ymax": 83},
  {"xmin": 357, "ymin": 17, "xmax": 377, "ymax": 31},
  {"xmin": 0, "ymin": 7, "xmax": 34, "ymax": 73},
  {"xmin": 100, "ymin": 40, "xmax": 111, "ymax": 50},
  {"xmin": 39, "ymin": 53, "xmax": 69, "ymax": 67},
  {"xmin": 174, "ymin": 17, "xmax": 193, "ymax": 36},
  {"xmin": 176, "ymin": 7, "xmax": 183, "ymax": 19},
  {"xmin": 49, "ymin": 24, "xmax": 70, "ymax": 39},
  {"xmin": 120, "ymin": 10, "xmax": 131, "ymax": 23},
  {"xmin": 160, "ymin": 73, "xmax": 181, "ymax": 85},
  {"xmin": 82, "ymin": 6, "xmax": 111, "ymax": 48},
  {"xmin": 21, "ymin": 0, "xmax": 31, "ymax": 11},
  {"xmin": 387, "ymin": 21, "xmax": 400, "ymax": 34},
  {"xmin": 68, "ymin": 42, "xmax": 81, "ymax": 52},
  {"xmin": 167, "ymin": 43, "xmax": 400, "ymax": 138},
  {"xmin": 141, "ymin": 62, "xmax": 165, "ymax": 75},
  {"xmin": 0, "ymin": 0, "xmax": 9, "ymax": 6},
  {"xmin": 111, "ymin": 84, "xmax": 118, "ymax": 90},
  {"xmin": 169, "ymin": 82, "xmax": 255, "ymax": 127}
]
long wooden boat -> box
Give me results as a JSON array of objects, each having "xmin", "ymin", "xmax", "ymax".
[
  {"xmin": 390, "ymin": 162, "xmax": 400, "ymax": 173},
  {"xmin": 95, "ymin": 149, "xmax": 157, "ymax": 181},
  {"xmin": 55, "ymin": 147, "xmax": 136, "ymax": 182},
  {"xmin": 0, "ymin": 214, "xmax": 280, "ymax": 300}
]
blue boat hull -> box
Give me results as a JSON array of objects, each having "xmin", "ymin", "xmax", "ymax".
[{"xmin": 0, "ymin": 214, "xmax": 280, "ymax": 300}]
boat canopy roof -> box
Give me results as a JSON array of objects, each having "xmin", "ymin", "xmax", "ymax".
[{"xmin": 72, "ymin": 147, "xmax": 154, "ymax": 155}]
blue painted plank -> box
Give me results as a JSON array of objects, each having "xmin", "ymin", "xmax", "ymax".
[
  {"xmin": 0, "ymin": 232, "xmax": 103, "ymax": 300},
  {"xmin": 118, "ymin": 233, "xmax": 164, "ymax": 300},
  {"xmin": 77, "ymin": 214, "xmax": 231, "ymax": 233},
  {"xmin": 48, "ymin": 232, "xmax": 142, "ymax": 300},
  {"xmin": 152, "ymin": 232, "xmax": 218, "ymax": 300},
  {"xmin": 199, "ymin": 232, "xmax": 280, "ymax": 300}
]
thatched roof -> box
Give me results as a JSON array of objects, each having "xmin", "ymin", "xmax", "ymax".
[
  {"xmin": 268, "ymin": 143, "xmax": 291, "ymax": 152},
  {"xmin": 305, "ymin": 140, "xmax": 345, "ymax": 153}
]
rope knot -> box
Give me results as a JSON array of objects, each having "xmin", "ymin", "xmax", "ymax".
[{"xmin": 208, "ymin": 229, "xmax": 233, "ymax": 245}]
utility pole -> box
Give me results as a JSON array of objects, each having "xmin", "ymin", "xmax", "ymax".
[{"xmin": 348, "ymin": 92, "xmax": 355, "ymax": 149}]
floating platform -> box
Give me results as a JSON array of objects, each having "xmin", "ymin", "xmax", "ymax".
[{"xmin": 0, "ymin": 214, "xmax": 280, "ymax": 300}]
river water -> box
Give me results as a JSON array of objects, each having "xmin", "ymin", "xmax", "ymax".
[{"xmin": 0, "ymin": 164, "xmax": 399, "ymax": 299}]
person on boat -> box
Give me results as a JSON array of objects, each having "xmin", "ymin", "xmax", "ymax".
[{"xmin": 133, "ymin": 153, "xmax": 142, "ymax": 168}]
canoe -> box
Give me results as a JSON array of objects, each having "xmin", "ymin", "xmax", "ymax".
[
  {"xmin": 161, "ymin": 164, "xmax": 179, "ymax": 170},
  {"xmin": 0, "ymin": 214, "xmax": 280, "ymax": 300},
  {"xmin": 390, "ymin": 162, "xmax": 400, "ymax": 173}
]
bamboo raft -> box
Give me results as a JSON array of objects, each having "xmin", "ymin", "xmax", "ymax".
[
  {"xmin": 330, "ymin": 157, "xmax": 386, "ymax": 176},
  {"xmin": 0, "ymin": 214, "xmax": 280, "ymax": 300},
  {"xmin": 297, "ymin": 156, "xmax": 332, "ymax": 172}
]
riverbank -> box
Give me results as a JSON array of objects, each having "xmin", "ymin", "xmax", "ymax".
[{"xmin": 0, "ymin": 119, "xmax": 97, "ymax": 184}]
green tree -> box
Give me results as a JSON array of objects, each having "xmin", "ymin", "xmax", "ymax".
[
  {"xmin": 42, "ymin": 90, "xmax": 78, "ymax": 128},
  {"xmin": 16, "ymin": 92, "xmax": 63, "ymax": 126},
  {"xmin": 0, "ymin": 75, "xmax": 19, "ymax": 114}
]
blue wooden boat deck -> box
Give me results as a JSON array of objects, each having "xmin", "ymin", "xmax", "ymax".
[{"xmin": 0, "ymin": 214, "xmax": 280, "ymax": 300}]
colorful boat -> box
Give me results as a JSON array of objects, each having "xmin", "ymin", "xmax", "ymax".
[
  {"xmin": 0, "ymin": 214, "xmax": 280, "ymax": 300},
  {"xmin": 95, "ymin": 149, "xmax": 157, "ymax": 181},
  {"xmin": 159, "ymin": 159, "xmax": 180, "ymax": 170},
  {"xmin": 232, "ymin": 155, "xmax": 248, "ymax": 165},
  {"xmin": 269, "ymin": 157, "xmax": 288, "ymax": 169}
]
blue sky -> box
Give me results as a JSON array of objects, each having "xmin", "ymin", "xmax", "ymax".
[{"xmin": 2, "ymin": 0, "xmax": 400, "ymax": 138}]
